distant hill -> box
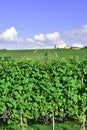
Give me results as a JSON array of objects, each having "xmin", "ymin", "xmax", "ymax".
[{"xmin": 0, "ymin": 48, "xmax": 87, "ymax": 62}]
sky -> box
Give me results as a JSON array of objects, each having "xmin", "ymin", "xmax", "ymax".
[{"xmin": 0, "ymin": 0, "xmax": 87, "ymax": 50}]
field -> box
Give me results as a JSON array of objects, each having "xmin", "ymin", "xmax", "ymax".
[
  {"xmin": 0, "ymin": 48, "xmax": 87, "ymax": 130},
  {"xmin": 0, "ymin": 48, "xmax": 87, "ymax": 62}
]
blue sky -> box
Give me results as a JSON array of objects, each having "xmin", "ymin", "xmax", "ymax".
[{"xmin": 0, "ymin": 0, "xmax": 87, "ymax": 49}]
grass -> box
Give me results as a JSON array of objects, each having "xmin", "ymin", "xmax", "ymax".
[
  {"xmin": 0, "ymin": 48, "xmax": 87, "ymax": 62},
  {"xmin": 0, "ymin": 122, "xmax": 87, "ymax": 130}
]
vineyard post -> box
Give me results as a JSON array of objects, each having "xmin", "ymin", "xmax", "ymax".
[
  {"xmin": 2, "ymin": 110, "xmax": 8, "ymax": 130},
  {"xmin": 80, "ymin": 114, "xmax": 86, "ymax": 130},
  {"xmin": 52, "ymin": 111, "xmax": 55, "ymax": 130},
  {"xmin": 44, "ymin": 51, "xmax": 48, "ymax": 64},
  {"xmin": 20, "ymin": 111, "xmax": 23, "ymax": 129},
  {"xmin": 80, "ymin": 78, "xmax": 86, "ymax": 130}
]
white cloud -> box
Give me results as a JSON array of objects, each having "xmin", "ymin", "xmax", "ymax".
[
  {"xmin": 34, "ymin": 34, "xmax": 46, "ymax": 42},
  {"xmin": 46, "ymin": 32, "xmax": 60, "ymax": 41},
  {"xmin": 27, "ymin": 38, "xmax": 35, "ymax": 44},
  {"xmin": 65, "ymin": 25, "xmax": 87, "ymax": 43},
  {"xmin": 34, "ymin": 32, "xmax": 60, "ymax": 42},
  {"xmin": 0, "ymin": 26, "xmax": 23, "ymax": 43},
  {"xmin": 27, "ymin": 32, "xmax": 66, "ymax": 49},
  {"xmin": 0, "ymin": 27, "xmax": 68, "ymax": 49},
  {"xmin": 56, "ymin": 40, "xmax": 67, "ymax": 48}
]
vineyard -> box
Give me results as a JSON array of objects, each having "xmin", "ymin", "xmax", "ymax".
[
  {"xmin": 0, "ymin": 48, "xmax": 87, "ymax": 61},
  {"xmin": 0, "ymin": 57, "xmax": 87, "ymax": 130}
]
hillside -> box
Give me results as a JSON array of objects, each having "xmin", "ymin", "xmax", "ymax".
[{"xmin": 0, "ymin": 48, "xmax": 87, "ymax": 62}]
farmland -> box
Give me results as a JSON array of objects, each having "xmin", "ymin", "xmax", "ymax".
[
  {"xmin": 0, "ymin": 48, "xmax": 87, "ymax": 62},
  {"xmin": 0, "ymin": 48, "xmax": 87, "ymax": 130}
]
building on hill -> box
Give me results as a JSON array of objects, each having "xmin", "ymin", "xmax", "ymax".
[
  {"xmin": 64, "ymin": 45, "xmax": 70, "ymax": 49},
  {"xmin": 54, "ymin": 44, "xmax": 70, "ymax": 49},
  {"xmin": 70, "ymin": 46, "xmax": 80, "ymax": 50}
]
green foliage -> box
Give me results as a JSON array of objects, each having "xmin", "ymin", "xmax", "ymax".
[{"xmin": 0, "ymin": 57, "xmax": 87, "ymax": 126}]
